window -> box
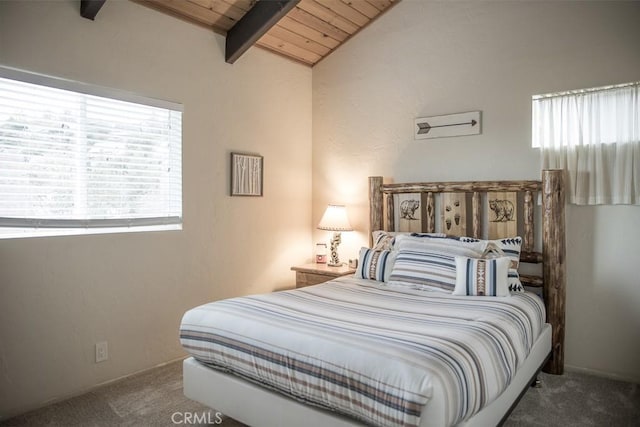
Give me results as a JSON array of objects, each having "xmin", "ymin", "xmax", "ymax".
[
  {"xmin": 532, "ymin": 82, "xmax": 639, "ymax": 205},
  {"xmin": 0, "ymin": 67, "xmax": 182, "ymax": 238}
]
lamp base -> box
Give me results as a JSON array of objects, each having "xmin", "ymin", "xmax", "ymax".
[
  {"xmin": 327, "ymin": 262, "xmax": 344, "ymax": 267},
  {"xmin": 328, "ymin": 231, "xmax": 342, "ymax": 267}
]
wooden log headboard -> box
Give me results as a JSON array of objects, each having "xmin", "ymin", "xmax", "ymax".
[{"xmin": 368, "ymin": 170, "xmax": 566, "ymax": 375}]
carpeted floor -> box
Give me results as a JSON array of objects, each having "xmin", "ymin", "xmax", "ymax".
[
  {"xmin": 504, "ymin": 369, "xmax": 640, "ymax": 427},
  {"xmin": 2, "ymin": 360, "xmax": 638, "ymax": 426},
  {"xmin": 0, "ymin": 361, "xmax": 242, "ymax": 427}
]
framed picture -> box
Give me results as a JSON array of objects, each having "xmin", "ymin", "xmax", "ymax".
[{"xmin": 230, "ymin": 152, "xmax": 263, "ymax": 197}]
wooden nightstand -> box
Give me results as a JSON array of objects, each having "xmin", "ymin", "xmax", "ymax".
[{"xmin": 291, "ymin": 263, "xmax": 356, "ymax": 288}]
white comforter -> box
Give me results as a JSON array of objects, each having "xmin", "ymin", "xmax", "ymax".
[{"xmin": 180, "ymin": 277, "xmax": 546, "ymax": 427}]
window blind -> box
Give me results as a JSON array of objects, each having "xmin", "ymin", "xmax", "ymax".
[{"xmin": 0, "ymin": 67, "xmax": 183, "ymax": 236}]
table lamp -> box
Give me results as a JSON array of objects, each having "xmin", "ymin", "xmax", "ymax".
[{"xmin": 317, "ymin": 204, "xmax": 353, "ymax": 267}]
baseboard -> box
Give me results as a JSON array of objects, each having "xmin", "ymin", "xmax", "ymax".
[
  {"xmin": 1, "ymin": 355, "xmax": 187, "ymax": 422},
  {"xmin": 565, "ymin": 364, "xmax": 640, "ymax": 384},
  {"xmin": 87, "ymin": 355, "xmax": 187, "ymax": 390}
]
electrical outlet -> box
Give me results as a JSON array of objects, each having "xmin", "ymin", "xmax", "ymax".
[{"xmin": 95, "ymin": 341, "xmax": 108, "ymax": 363}]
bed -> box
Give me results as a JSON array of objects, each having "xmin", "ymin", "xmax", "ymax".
[{"xmin": 181, "ymin": 170, "xmax": 566, "ymax": 427}]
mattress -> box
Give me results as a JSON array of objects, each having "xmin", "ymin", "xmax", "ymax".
[{"xmin": 180, "ymin": 276, "xmax": 546, "ymax": 427}]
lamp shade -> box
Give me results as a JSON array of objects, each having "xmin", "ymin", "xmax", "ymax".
[{"xmin": 317, "ymin": 205, "xmax": 353, "ymax": 232}]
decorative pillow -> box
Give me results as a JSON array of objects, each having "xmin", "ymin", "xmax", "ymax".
[
  {"xmin": 459, "ymin": 236, "xmax": 524, "ymax": 292},
  {"xmin": 355, "ymin": 247, "xmax": 396, "ymax": 282},
  {"xmin": 371, "ymin": 231, "xmax": 400, "ymax": 251},
  {"xmin": 381, "ymin": 232, "xmax": 448, "ymax": 250},
  {"xmin": 453, "ymin": 256, "xmax": 511, "ymax": 297},
  {"xmin": 388, "ymin": 238, "xmax": 485, "ymax": 292},
  {"xmin": 409, "ymin": 232, "xmax": 449, "ymax": 238},
  {"xmin": 371, "ymin": 231, "xmax": 445, "ymax": 251}
]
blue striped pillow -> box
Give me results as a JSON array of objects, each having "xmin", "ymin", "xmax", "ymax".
[
  {"xmin": 453, "ymin": 256, "xmax": 511, "ymax": 297},
  {"xmin": 388, "ymin": 239, "xmax": 484, "ymax": 292},
  {"xmin": 355, "ymin": 247, "xmax": 395, "ymax": 282}
]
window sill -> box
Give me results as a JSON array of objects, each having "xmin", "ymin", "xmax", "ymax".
[{"xmin": 0, "ymin": 224, "xmax": 182, "ymax": 240}]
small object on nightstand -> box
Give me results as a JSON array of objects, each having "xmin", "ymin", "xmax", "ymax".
[
  {"xmin": 315, "ymin": 243, "xmax": 327, "ymax": 264},
  {"xmin": 291, "ymin": 263, "xmax": 356, "ymax": 288},
  {"xmin": 348, "ymin": 258, "xmax": 358, "ymax": 269}
]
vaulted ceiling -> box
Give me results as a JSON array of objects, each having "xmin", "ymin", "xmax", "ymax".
[{"xmin": 126, "ymin": 0, "xmax": 400, "ymax": 66}]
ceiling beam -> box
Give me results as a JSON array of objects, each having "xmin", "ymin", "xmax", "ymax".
[
  {"xmin": 80, "ymin": 0, "xmax": 107, "ymax": 21},
  {"xmin": 225, "ymin": 0, "xmax": 301, "ymax": 64}
]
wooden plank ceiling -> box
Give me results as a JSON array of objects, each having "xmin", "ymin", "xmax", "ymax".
[{"xmin": 133, "ymin": 0, "xmax": 399, "ymax": 66}]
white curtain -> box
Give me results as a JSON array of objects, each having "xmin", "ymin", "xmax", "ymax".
[{"xmin": 532, "ymin": 82, "xmax": 640, "ymax": 205}]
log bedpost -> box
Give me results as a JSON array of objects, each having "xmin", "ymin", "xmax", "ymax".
[
  {"xmin": 386, "ymin": 194, "xmax": 395, "ymax": 232},
  {"xmin": 523, "ymin": 190, "xmax": 535, "ymax": 252},
  {"xmin": 369, "ymin": 177, "xmax": 384, "ymax": 247},
  {"xmin": 542, "ymin": 169, "xmax": 566, "ymax": 375}
]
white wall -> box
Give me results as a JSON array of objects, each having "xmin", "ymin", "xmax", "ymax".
[
  {"xmin": 0, "ymin": 0, "xmax": 312, "ymax": 419},
  {"xmin": 313, "ymin": 1, "xmax": 640, "ymax": 382}
]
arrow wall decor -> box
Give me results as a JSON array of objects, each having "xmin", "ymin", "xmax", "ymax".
[{"xmin": 414, "ymin": 111, "xmax": 481, "ymax": 140}]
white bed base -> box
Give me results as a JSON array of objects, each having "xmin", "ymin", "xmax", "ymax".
[{"xmin": 183, "ymin": 324, "xmax": 551, "ymax": 427}]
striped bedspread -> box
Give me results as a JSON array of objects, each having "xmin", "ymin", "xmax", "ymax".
[{"xmin": 180, "ymin": 277, "xmax": 546, "ymax": 427}]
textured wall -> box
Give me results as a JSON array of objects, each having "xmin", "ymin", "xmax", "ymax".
[
  {"xmin": 313, "ymin": 1, "xmax": 640, "ymax": 382},
  {"xmin": 0, "ymin": 0, "xmax": 312, "ymax": 418}
]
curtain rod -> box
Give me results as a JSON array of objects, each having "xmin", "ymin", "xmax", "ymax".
[{"xmin": 532, "ymin": 81, "xmax": 639, "ymax": 100}]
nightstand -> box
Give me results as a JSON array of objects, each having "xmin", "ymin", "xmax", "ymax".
[{"xmin": 291, "ymin": 263, "xmax": 356, "ymax": 288}]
